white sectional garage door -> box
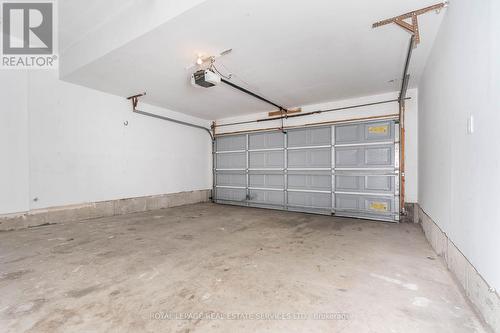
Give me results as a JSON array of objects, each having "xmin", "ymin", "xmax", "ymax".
[{"xmin": 214, "ymin": 120, "xmax": 400, "ymax": 222}]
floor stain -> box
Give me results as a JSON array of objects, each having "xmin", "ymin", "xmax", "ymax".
[
  {"xmin": 27, "ymin": 309, "xmax": 81, "ymax": 332},
  {"xmin": 178, "ymin": 288, "xmax": 193, "ymax": 299},
  {"xmin": 109, "ymin": 290, "xmax": 120, "ymax": 297},
  {"xmin": 0, "ymin": 255, "xmax": 38, "ymax": 264},
  {"xmin": 6, "ymin": 298, "xmax": 46, "ymax": 317},
  {"xmin": 66, "ymin": 284, "xmax": 104, "ymax": 298},
  {"xmin": 51, "ymin": 240, "xmax": 91, "ymax": 254},
  {"xmin": 27, "ymin": 223, "xmax": 57, "ymax": 229},
  {"xmin": 0, "ymin": 269, "xmax": 33, "ymax": 281},
  {"xmin": 231, "ymin": 226, "xmax": 249, "ymax": 233},
  {"xmin": 175, "ymin": 234, "xmax": 194, "ymax": 241}
]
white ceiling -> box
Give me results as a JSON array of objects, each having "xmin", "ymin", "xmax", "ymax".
[
  {"xmin": 61, "ymin": 0, "xmax": 445, "ymax": 120},
  {"xmin": 59, "ymin": 0, "xmax": 136, "ymax": 52}
]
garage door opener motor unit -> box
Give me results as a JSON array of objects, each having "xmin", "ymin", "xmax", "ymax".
[{"xmin": 191, "ymin": 69, "xmax": 221, "ymax": 88}]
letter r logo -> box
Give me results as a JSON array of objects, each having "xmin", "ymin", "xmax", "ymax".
[{"xmin": 2, "ymin": 2, "xmax": 53, "ymax": 55}]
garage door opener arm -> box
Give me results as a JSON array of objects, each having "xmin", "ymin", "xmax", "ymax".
[{"xmin": 126, "ymin": 92, "xmax": 214, "ymax": 140}]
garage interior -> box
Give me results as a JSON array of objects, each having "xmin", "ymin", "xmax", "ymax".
[{"xmin": 1, "ymin": 1, "xmax": 499, "ymax": 332}]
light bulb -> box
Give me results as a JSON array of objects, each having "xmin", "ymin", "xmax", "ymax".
[{"xmin": 196, "ymin": 56, "xmax": 203, "ymax": 65}]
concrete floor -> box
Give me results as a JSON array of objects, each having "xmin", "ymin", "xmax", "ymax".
[{"xmin": 0, "ymin": 203, "xmax": 487, "ymax": 333}]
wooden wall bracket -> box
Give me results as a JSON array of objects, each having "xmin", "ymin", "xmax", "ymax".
[{"xmin": 372, "ymin": 2, "xmax": 447, "ymax": 46}]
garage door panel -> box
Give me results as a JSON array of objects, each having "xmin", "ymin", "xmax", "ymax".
[
  {"xmin": 249, "ymin": 172, "xmax": 284, "ymax": 189},
  {"xmin": 217, "ymin": 152, "xmax": 246, "ymax": 169},
  {"xmin": 364, "ymin": 122, "xmax": 393, "ymax": 141},
  {"xmin": 249, "ymin": 132, "xmax": 284, "ymax": 150},
  {"xmin": 310, "ymin": 148, "xmax": 331, "ymax": 167},
  {"xmin": 336, "ymin": 121, "xmax": 394, "ymax": 144},
  {"xmin": 249, "ymin": 151, "xmax": 284, "ymax": 169},
  {"xmin": 335, "ymin": 193, "xmax": 396, "ymax": 220},
  {"xmin": 365, "ymin": 146, "xmax": 393, "ymax": 166},
  {"xmin": 288, "ymin": 192, "xmax": 331, "ymax": 209},
  {"xmin": 287, "ymin": 171, "xmax": 331, "ymax": 191},
  {"xmin": 364, "ymin": 197, "xmax": 394, "ymax": 214},
  {"xmin": 216, "ymin": 171, "xmax": 246, "ymax": 187},
  {"xmin": 216, "ymin": 135, "xmax": 246, "ymax": 151},
  {"xmin": 365, "ymin": 175, "xmax": 393, "ymax": 192},
  {"xmin": 336, "ymin": 194, "xmax": 359, "ymax": 210},
  {"xmin": 336, "ymin": 145, "xmax": 393, "ymax": 168},
  {"xmin": 248, "ymin": 189, "xmax": 284, "ymax": 206},
  {"xmin": 335, "ymin": 174, "xmax": 394, "ymax": 194},
  {"xmin": 335, "ymin": 124, "xmax": 359, "ymax": 144},
  {"xmin": 335, "ymin": 148, "xmax": 359, "ymax": 167},
  {"xmin": 216, "ymin": 188, "xmax": 246, "ymax": 202},
  {"xmin": 288, "ymin": 127, "xmax": 331, "ymax": 147},
  {"xmin": 288, "ymin": 148, "xmax": 330, "ymax": 168},
  {"xmin": 335, "ymin": 175, "xmax": 360, "ymax": 191}
]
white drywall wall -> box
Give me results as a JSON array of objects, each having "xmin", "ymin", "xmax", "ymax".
[
  {"xmin": 216, "ymin": 89, "xmax": 419, "ymax": 203},
  {"xmin": 0, "ymin": 71, "xmax": 29, "ymax": 214},
  {"xmin": 418, "ymin": 0, "xmax": 500, "ymax": 290},
  {"xmin": 0, "ymin": 70, "xmax": 212, "ymax": 215}
]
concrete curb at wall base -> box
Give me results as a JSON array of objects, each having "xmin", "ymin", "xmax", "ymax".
[
  {"xmin": 0, "ymin": 190, "xmax": 211, "ymax": 231},
  {"xmin": 402, "ymin": 203, "xmax": 418, "ymax": 223},
  {"xmin": 415, "ymin": 204, "xmax": 500, "ymax": 333}
]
